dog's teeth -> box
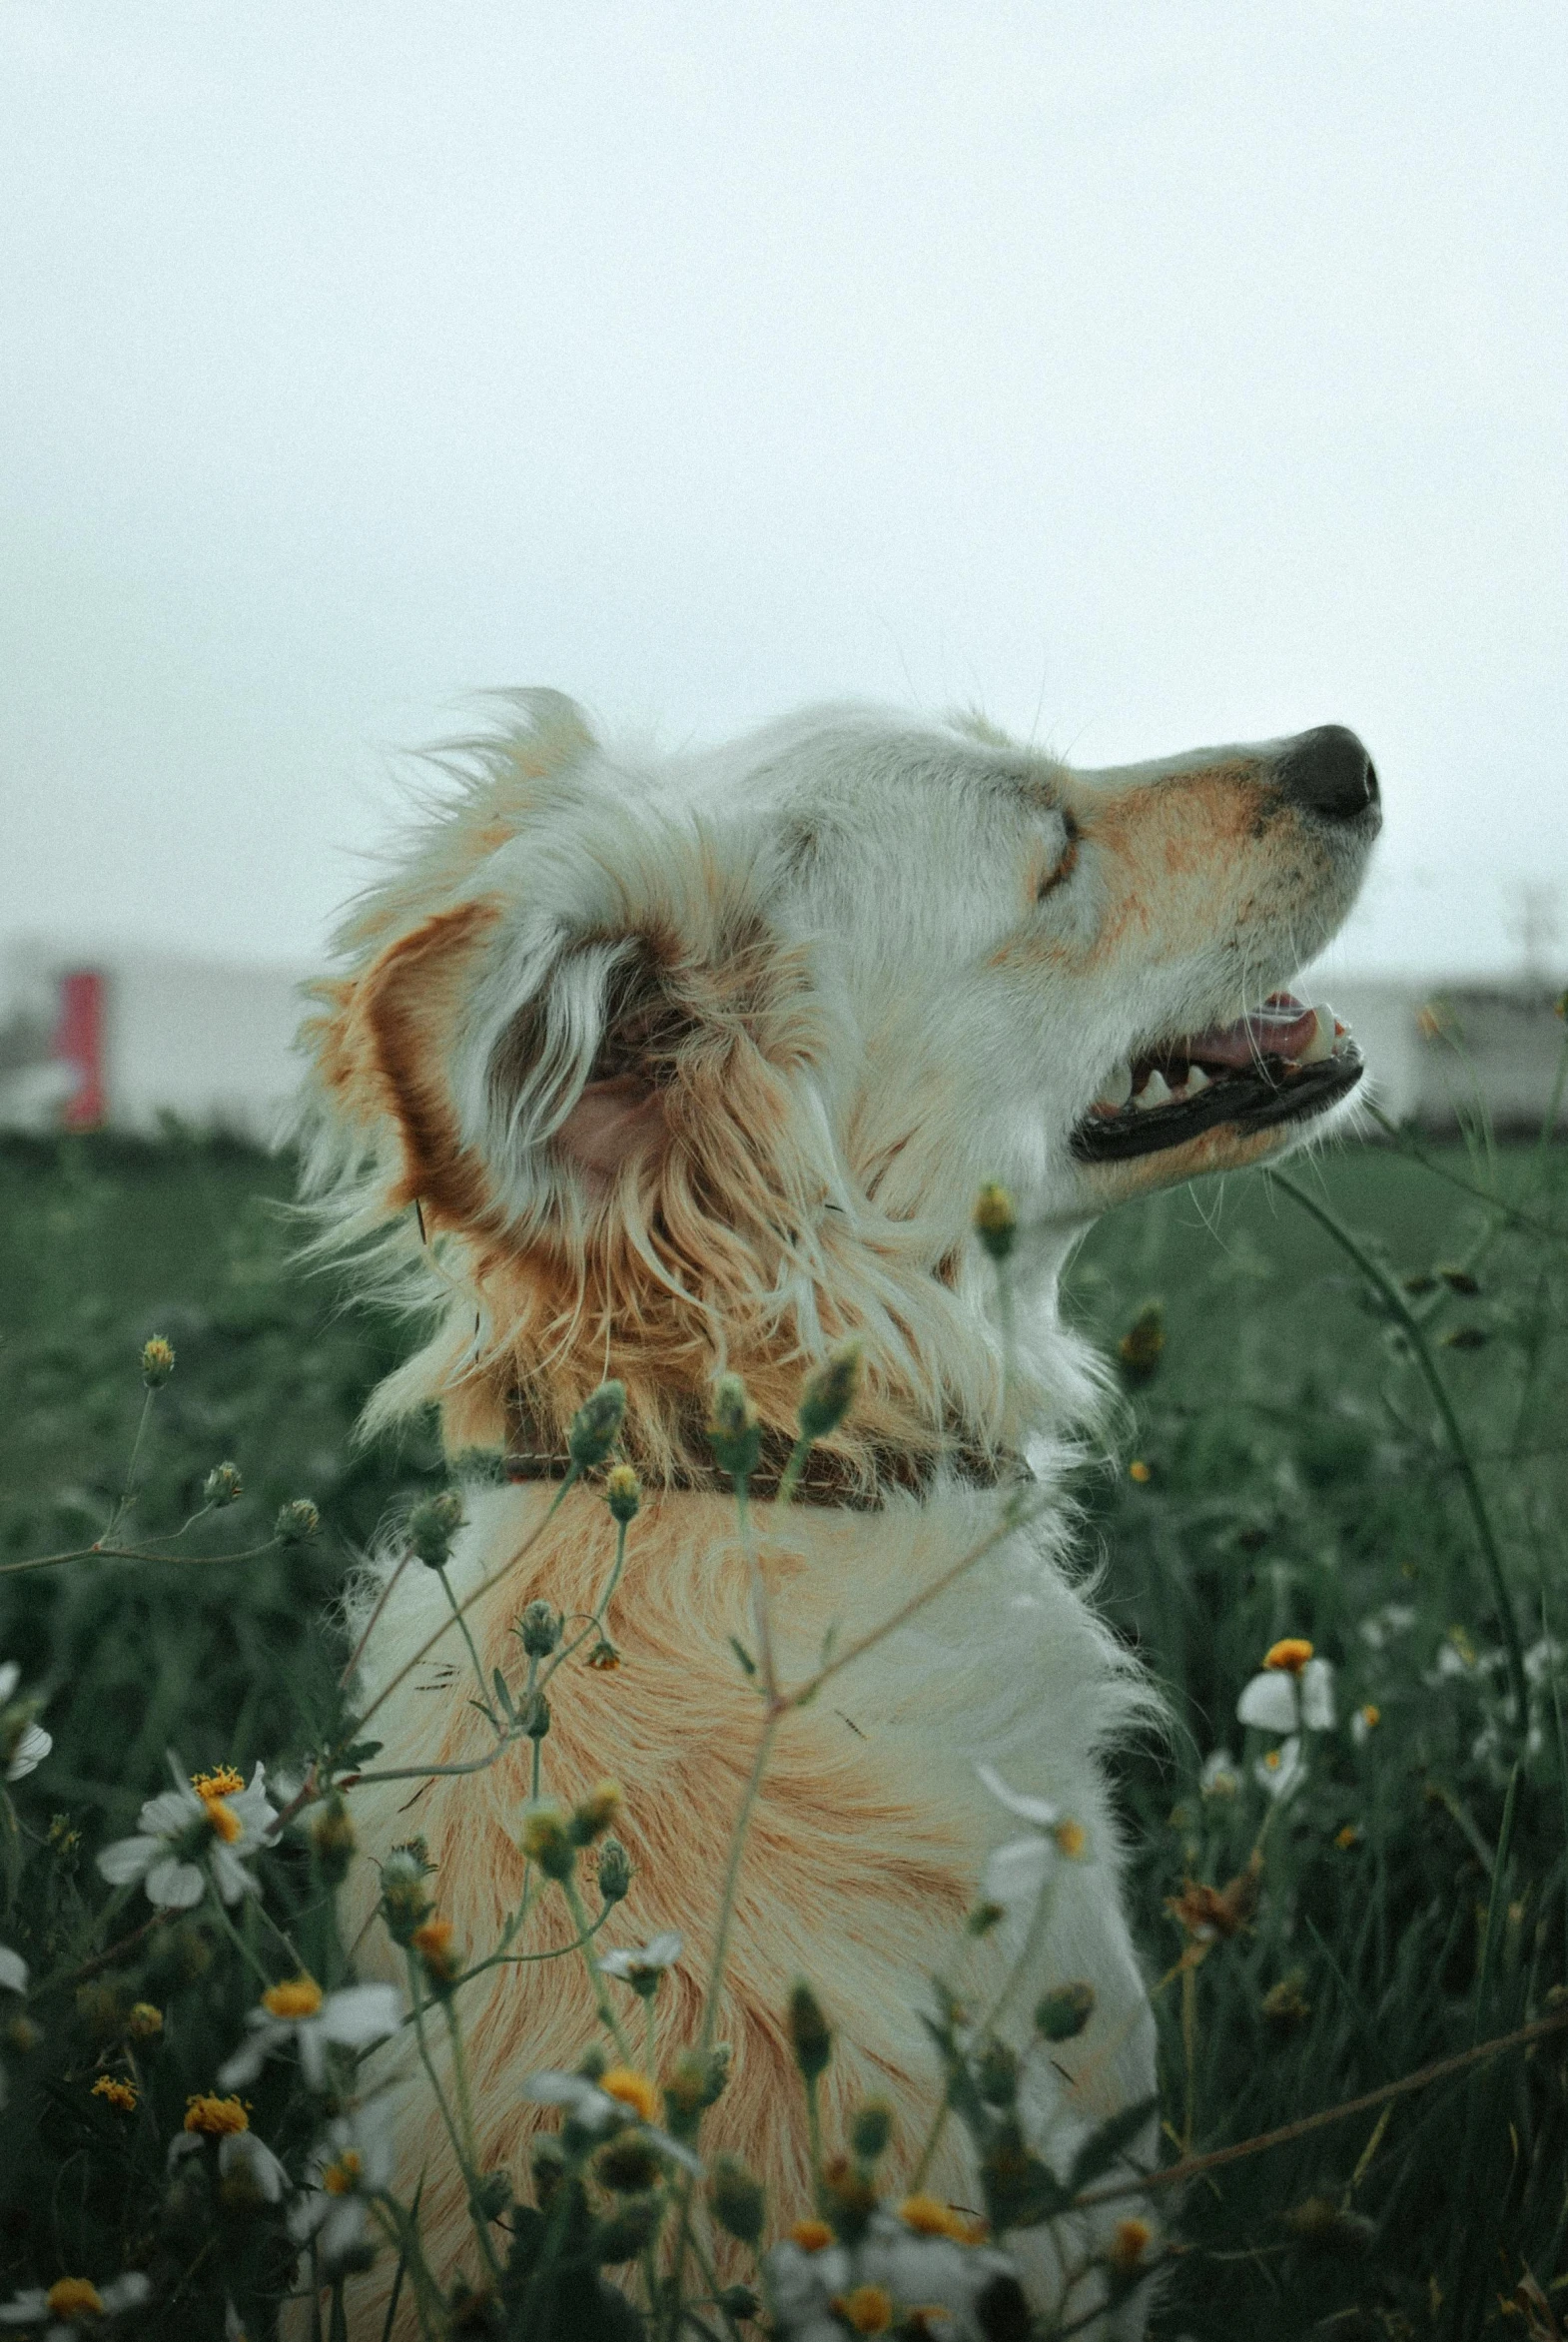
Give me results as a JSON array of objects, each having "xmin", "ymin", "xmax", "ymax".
[
  {"xmin": 1183, "ymin": 1063, "xmax": 1210, "ymax": 1094},
  {"xmin": 1095, "ymin": 1063, "xmax": 1134, "ymax": 1111},
  {"xmin": 1136, "ymin": 1070, "xmax": 1173, "ymax": 1112},
  {"xmin": 1299, "ymin": 1005, "xmax": 1336, "ymax": 1065}
]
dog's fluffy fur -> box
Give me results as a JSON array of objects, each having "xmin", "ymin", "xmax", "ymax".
[{"xmin": 298, "ymin": 694, "xmax": 1377, "ymax": 2335}]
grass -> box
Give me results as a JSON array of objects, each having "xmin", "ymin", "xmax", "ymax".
[{"xmin": 0, "ymin": 1122, "xmax": 1564, "ymax": 2336}]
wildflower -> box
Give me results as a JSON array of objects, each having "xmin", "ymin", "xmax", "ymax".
[
  {"xmin": 219, "ymin": 1972, "xmax": 401, "ymax": 2090},
  {"xmin": 0, "ymin": 2273, "xmax": 152, "ymax": 2335},
  {"xmin": 1350, "ymin": 1703, "xmax": 1381, "ymax": 1745},
  {"xmin": 599, "ymin": 1930, "xmax": 682, "ymax": 1999},
  {"xmin": 1128, "ymin": 1458, "xmax": 1152, "ymax": 1484},
  {"xmin": 1199, "ymin": 1747, "xmax": 1240, "ymax": 1798},
  {"xmin": 290, "ymin": 2101, "xmax": 394, "ymax": 2272},
  {"xmin": 519, "ymin": 1804, "xmax": 575, "ymax": 1881},
  {"xmin": 1168, "ymin": 1854, "xmax": 1262, "ymax": 1946},
  {"xmin": 596, "ymin": 1837, "xmax": 633, "ymax": 1904},
  {"xmin": 1359, "ymin": 1602, "xmax": 1415, "ymax": 1651},
  {"xmin": 973, "ymin": 1183, "xmax": 1017, "ymax": 1261},
  {"xmin": 275, "ymin": 1498, "xmax": 320, "ymax": 1544},
  {"xmin": 169, "ymin": 2095, "xmax": 287, "ymax": 2203},
  {"xmin": 977, "ymin": 1763, "xmax": 1087, "ymax": 1911},
  {"xmin": 567, "ymin": 1380, "xmax": 627, "ymax": 1471},
  {"xmin": 126, "ymin": 2002, "xmax": 162, "ymax": 2039},
  {"xmin": 407, "ymin": 1491, "xmax": 464, "ymax": 1568},
  {"xmin": 568, "ymin": 1779, "xmax": 622, "ymax": 1846},
  {"xmin": 1035, "ymin": 1980, "xmax": 1096, "ymax": 2042},
  {"xmin": 1108, "ymin": 2216, "xmax": 1154, "ymax": 2272},
  {"xmin": 0, "ymin": 1662, "xmax": 52, "ymax": 1783},
  {"xmin": 378, "ymin": 1844, "xmax": 433, "ymax": 1943},
  {"xmin": 523, "ymin": 2068, "xmax": 702, "ymax": 2171},
  {"xmin": 585, "ymin": 1638, "xmax": 621, "ymax": 1671},
  {"xmin": 710, "ymin": 2154, "xmax": 766, "ymax": 2247},
  {"xmin": 1253, "ymin": 1738, "xmax": 1307, "ymax": 1801},
  {"xmin": 410, "ymin": 1918, "xmax": 459, "ymax": 1987},
  {"xmin": 90, "ymin": 2075, "xmax": 137, "ymax": 2113},
  {"xmin": 518, "ymin": 1599, "xmax": 561, "ymax": 1657},
  {"xmin": 707, "ymin": 1374, "xmax": 762, "ymax": 1482},
  {"xmin": 0, "ymin": 1947, "xmax": 28, "ymax": 1997},
  {"xmin": 1117, "ymin": 1301, "xmax": 1165, "ymax": 1386},
  {"xmin": 96, "ymin": 1757, "xmax": 274, "ymax": 1910},
  {"xmin": 1335, "ymin": 1824, "xmax": 1360, "ymax": 1851},
  {"xmin": 599, "ymin": 2067, "xmax": 660, "ymax": 2123},
  {"xmin": 898, "ymin": 2195, "xmax": 988, "ymax": 2244},
  {"xmin": 765, "ymin": 2205, "xmax": 1025, "ymax": 2342},
  {"xmin": 850, "ymin": 2101, "xmax": 894, "ymax": 2161},
  {"xmin": 798, "ymin": 1340, "xmax": 863, "ymax": 1444},
  {"xmin": 787, "ymin": 1980, "xmax": 834, "ymax": 2081},
  {"xmin": 203, "ymin": 1462, "xmax": 243, "ymax": 1508},
  {"xmin": 141, "ymin": 1335, "xmax": 175, "ymax": 1386},
  {"xmin": 1236, "ymin": 1639, "xmax": 1335, "ymax": 1735},
  {"xmin": 309, "ymin": 1794, "xmax": 356, "ymax": 1884},
  {"xmin": 1261, "ymin": 1973, "xmax": 1312, "ymax": 2033},
  {"xmin": 604, "ymin": 1463, "xmax": 642, "ymax": 1523}
]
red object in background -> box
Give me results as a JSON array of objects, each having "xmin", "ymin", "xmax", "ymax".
[{"xmin": 55, "ymin": 968, "xmax": 107, "ymax": 1129}]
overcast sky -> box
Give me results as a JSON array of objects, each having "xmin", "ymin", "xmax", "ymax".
[{"xmin": 3, "ymin": 2, "xmax": 1564, "ymax": 984}]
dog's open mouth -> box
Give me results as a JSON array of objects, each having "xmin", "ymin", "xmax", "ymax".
[{"xmin": 1070, "ymin": 993, "xmax": 1363, "ymax": 1163}]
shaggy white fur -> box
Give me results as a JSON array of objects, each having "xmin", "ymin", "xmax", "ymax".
[{"xmin": 295, "ymin": 695, "xmax": 1379, "ymax": 2337}]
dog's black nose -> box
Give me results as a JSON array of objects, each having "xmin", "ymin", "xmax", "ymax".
[{"xmin": 1274, "ymin": 725, "xmax": 1378, "ymax": 822}]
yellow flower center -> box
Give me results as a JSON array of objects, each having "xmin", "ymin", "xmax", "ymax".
[
  {"xmin": 599, "ymin": 2066, "xmax": 659, "ymax": 2123},
  {"xmin": 1054, "ymin": 1819, "xmax": 1088, "ymax": 1860},
  {"xmin": 90, "ymin": 2075, "xmax": 138, "ymax": 2112},
  {"xmin": 1263, "ymin": 1638, "xmax": 1313, "ymax": 1675},
  {"xmin": 1335, "ymin": 1824, "xmax": 1360, "ymax": 1851},
  {"xmin": 46, "ymin": 2279, "xmax": 105, "ymax": 2316},
  {"xmin": 835, "ymin": 2287, "xmax": 894, "ymax": 2335},
  {"xmin": 192, "ymin": 1765, "xmax": 246, "ymax": 1799},
  {"xmin": 323, "ymin": 2149, "xmax": 364, "ymax": 2195},
  {"xmin": 1262, "ymin": 1749, "xmax": 1283, "ymax": 1772},
  {"xmin": 184, "ymin": 2092, "xmax": 250, "ymax": 2135},
  {"xmin": 1360, "ymin": 1703, "xmax": 1381, "ymax": 1729},
  {"xmin": 1110, "ymin": 2214, "xmax": 1153, "ymax": 2270},
  {"xmin": 409, "ymin": 1918, "xmax": 453, "ymax": 1957},
  {"xmin": 1129, "ymin": 1459, "xmax": 1152, "ymax": 1484},
  {"xmin": 789, "ymin": 2217, "xmax": 835, "ymax": 2252},
  {"xmin": 205, "ymin": 1799, "xmax": 244, "ymax": 1845},
  {"xmin": 898, "ymin": 2193, "xmax": 987, "ymax": 2243},
  {"xmin": 263, "ymin": 1975, "xmax": 324, "ymax": 2020}
]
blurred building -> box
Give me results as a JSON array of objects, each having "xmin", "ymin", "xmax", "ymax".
[
  {"xmin": 0, "ymin": 941, "xmax": 310, "ymax": 1142},
  {"xmin": 0, "ymin": 945, "xmax": 1561, "ymax": 1142}
]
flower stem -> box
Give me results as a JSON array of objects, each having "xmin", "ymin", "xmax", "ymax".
[
  {"xmin": 561, "ymin": 1872, "xmax": 635, "ymax": 2061},
  {"xmin": 1264, "ymin": 1167, "xmax": 1530, "ymax": 1729}
]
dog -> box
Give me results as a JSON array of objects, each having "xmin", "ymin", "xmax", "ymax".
[{"xmin": 299, "ymin": 693, "xmax": 1379, "ymax": 2334}]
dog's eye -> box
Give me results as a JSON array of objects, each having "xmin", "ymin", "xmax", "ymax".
[{"xmin": 1035, "ymin": 814, "xmax": 1080, "ymax": 902}]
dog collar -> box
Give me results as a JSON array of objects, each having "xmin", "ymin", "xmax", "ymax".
[{"xmin": 500, "ymin": 1390, "xmax": 1022, "ymax": 1511}]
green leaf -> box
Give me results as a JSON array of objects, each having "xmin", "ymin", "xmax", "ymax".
[{"xmin": 1068, "ymin": 2094, "xmax": 1160, "ymax": 2194}]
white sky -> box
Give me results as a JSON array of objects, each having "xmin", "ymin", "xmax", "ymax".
[{"xmin": 2, "ymin": 2, "xmax": 1564, "ymax": 982}]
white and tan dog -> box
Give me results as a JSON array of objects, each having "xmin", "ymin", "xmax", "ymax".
[{"xmin": 300, "ymin": 695, "xmax": 1379, "ymax": 2334}]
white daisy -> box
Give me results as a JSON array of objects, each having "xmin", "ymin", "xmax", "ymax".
[
  {"xmin": 1199, "ymin": 1748, "xmax": 1240, "ymax": 1798},
  {"xmin": 975, "ymin": 1763, "xmax": 1087, "ymax": 1911},
  {"xmin": 1236, "ymin": 1641, "xmax": 1335, "ymax": 1736},
  {"xmin": 598, "ymin": 1931, "xmax": 683, "ymax": 1996},
  {"xmin": 765, "ymin": 2205, "xmax": 1025, "ymax": 2342},
  {"xmin": 523, "ymin": 2069, "xmax": 702, "ymax": 2172},
  {"xmin": 0, "ymin": 1662, "xmax": 51, "ymax": 1784},
  {"xmin": 290, "ymin": 2101, "xmax": 395, "ymax": 2272},
  {"xmin": 168, "ymin": 2120, "xmax": 288, "ymax": 2203},
  {"xmin": 96, "ymin": 1758, "xmax": 274, "ymax": 1911},
  {"xmin": 219, "ymin": 1974, "xmax": 402, "ymax": 2091},
  {"xmin": 0, "ymin": 1947, "xmax": 27, "ymax": 1995},
  {"xmin": 1252, "ymin": 1737, "xmax": 1307, "ymax": 1802},
  {"xmin": 0, "ymin": 2273, "xmax": 152, "ymax": 2336}
]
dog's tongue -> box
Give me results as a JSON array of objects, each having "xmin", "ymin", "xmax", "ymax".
[{"xmin": 1180, "ymin": 992, "xmax": 1320, "ymax": 1070}]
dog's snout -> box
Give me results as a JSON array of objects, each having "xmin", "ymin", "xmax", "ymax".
[{"xmin": 1273, "ymin": 725, "xmax": 1379, "ymax": 823}]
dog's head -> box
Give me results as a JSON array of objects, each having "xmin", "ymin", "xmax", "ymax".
[{"xmin": 301, "ymin": 693, "xmax": 1378, "ymax": 1470}]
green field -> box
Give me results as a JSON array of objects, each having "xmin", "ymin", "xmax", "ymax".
[{"xmin": 0, "ymin": 1127, "xmax": 1564, "ymax": 2337}]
